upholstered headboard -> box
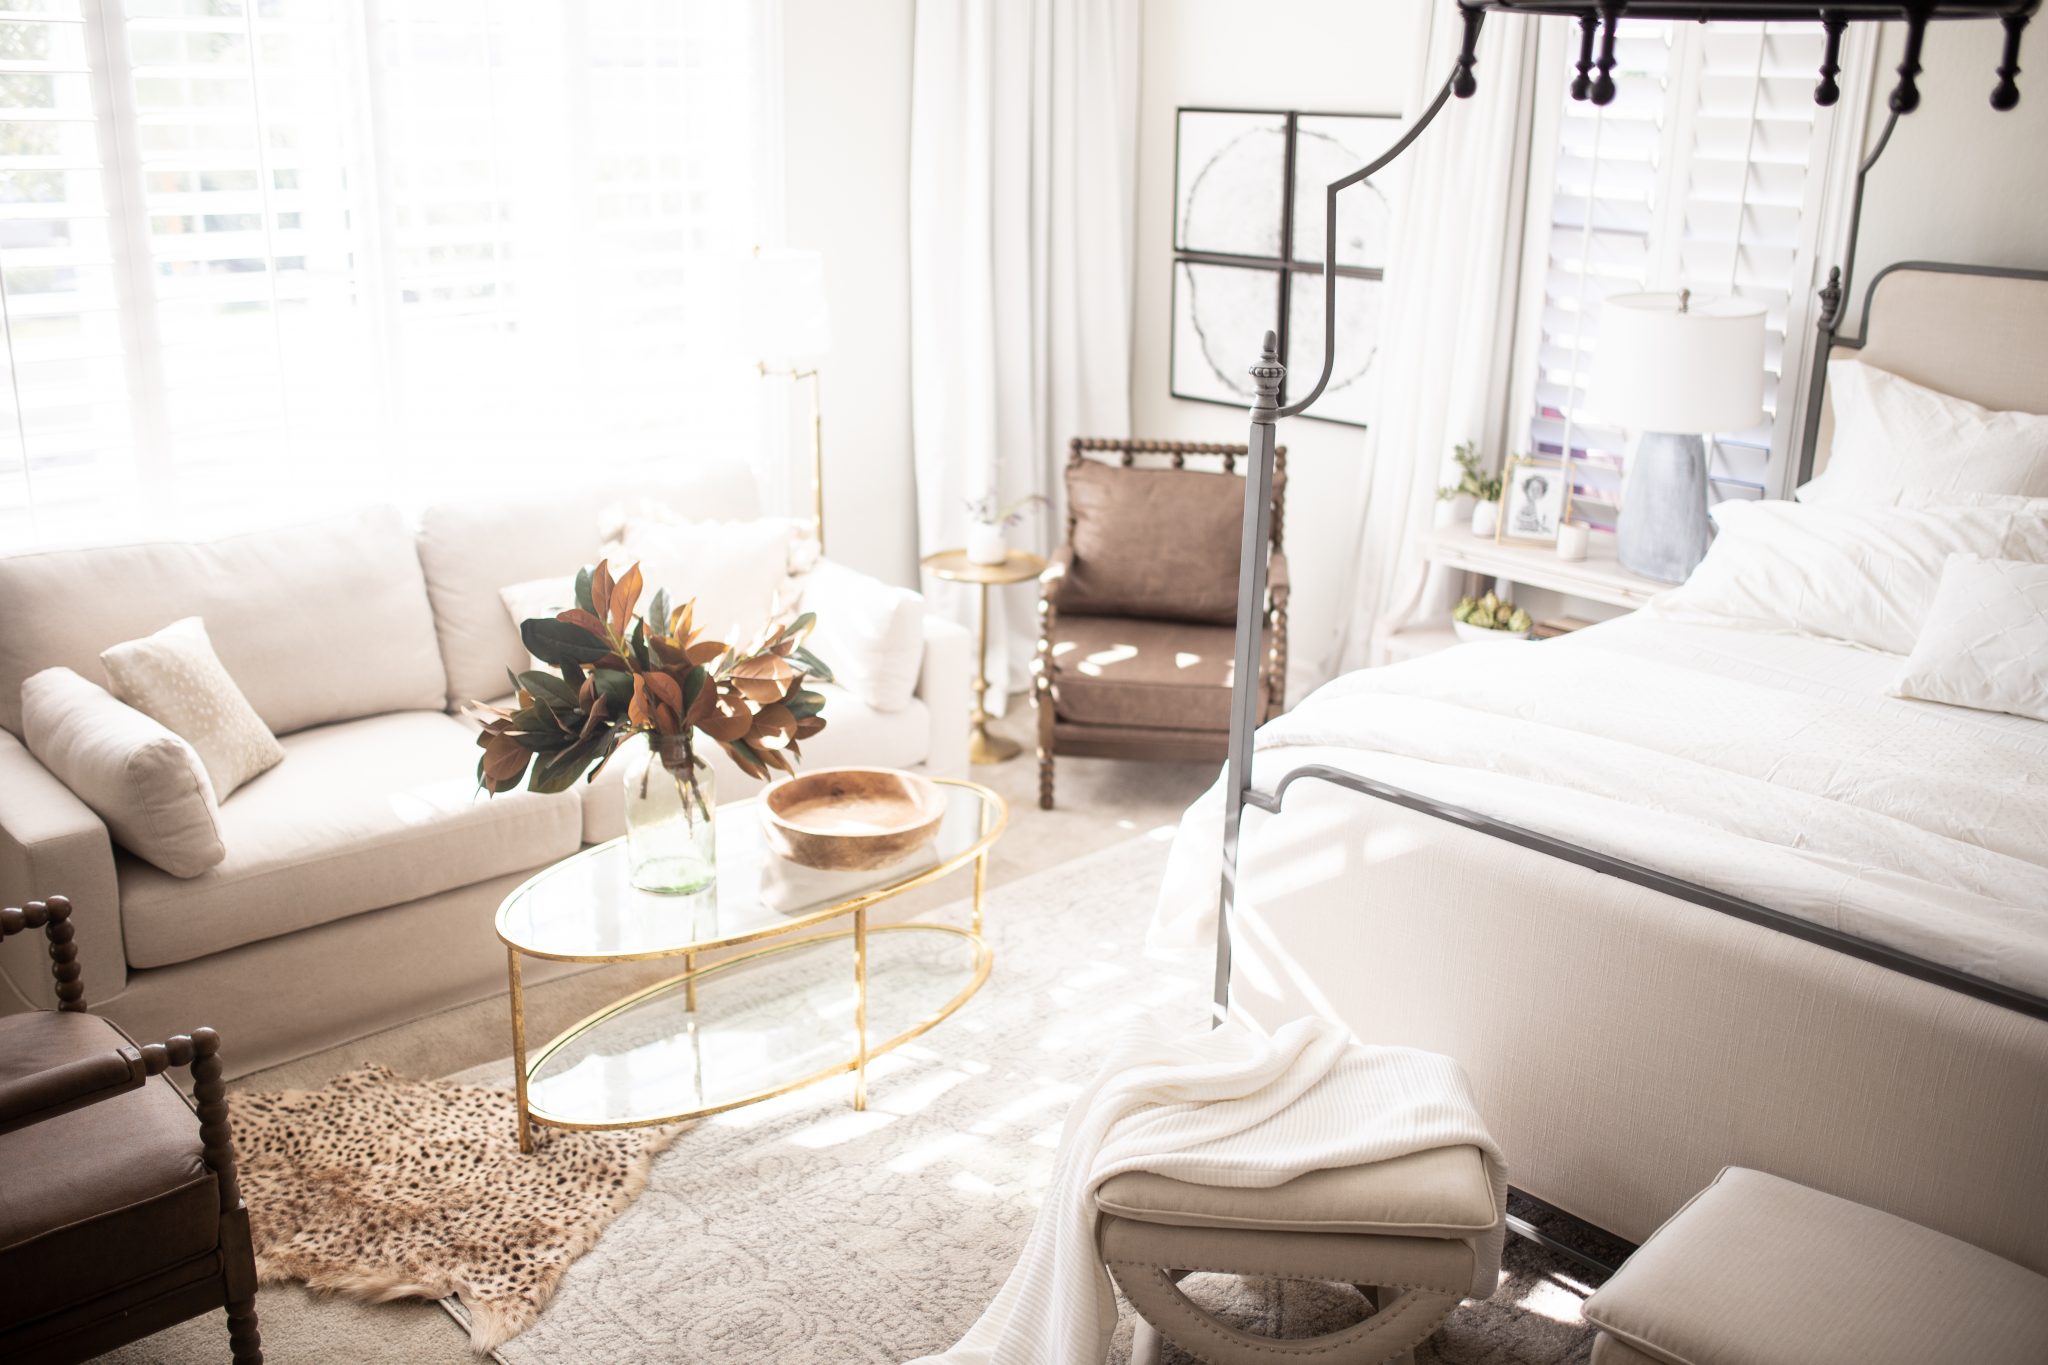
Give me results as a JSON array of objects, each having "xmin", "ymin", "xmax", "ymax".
[{"xmin": 1800, "ymin": 262, "xmax": 2048, "ymax": 486}]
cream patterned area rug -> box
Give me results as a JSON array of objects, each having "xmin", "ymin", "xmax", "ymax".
[
  {"xmin": 234, "ymin": 1067, "xmax": 678, "ymax": 1350},
  {"xmin": 439, "ymin": 832, "xmax": 1605, "ymax": 1364}
]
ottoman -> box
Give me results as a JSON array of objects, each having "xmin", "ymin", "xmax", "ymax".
[
  {"xmin": 1584, "ymin": 1167, "xmax": 2048, "ymax": 1365},
  {"xmin": 1097, "ymin": 1144, "xmax": 1500, "ymax": 1365}
]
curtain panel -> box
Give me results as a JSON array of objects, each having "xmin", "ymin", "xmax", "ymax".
[{"xmin": 908, "ymin": 0, "xmax": 1139, "ymax": 707}]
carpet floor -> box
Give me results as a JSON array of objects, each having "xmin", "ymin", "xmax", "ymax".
[{"xmin": 95, "ymin": 720, "xmax": 1611, "ymax": 1362}]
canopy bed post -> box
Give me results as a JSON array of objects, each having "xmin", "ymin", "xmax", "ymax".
[{"xmin": 1215, "ymin": 334, "xmax": 1285, "ymax": 1021}]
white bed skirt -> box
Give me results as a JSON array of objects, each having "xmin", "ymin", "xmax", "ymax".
[{"xmin": 1219, "ymin": 784, "xmax": 2048, "ymax": 1275}]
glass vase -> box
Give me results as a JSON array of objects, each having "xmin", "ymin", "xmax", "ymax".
[{"xmin": 623, "ymin": 733, "xmax": 717, "ymax": 895}]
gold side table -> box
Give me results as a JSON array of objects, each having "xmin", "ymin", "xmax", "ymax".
[{"xmin": 921, "ymin": 548, "xmax": 1047, "ymax": 764}]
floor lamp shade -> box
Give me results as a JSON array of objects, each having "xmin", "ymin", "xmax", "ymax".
[
  {"xmin": 1593, "ymin": 292, "xmax": 1765, "ymax": 585},
  {"xmin": 745, "ymin": 248, "xmax": 833, "ymax": 368}
]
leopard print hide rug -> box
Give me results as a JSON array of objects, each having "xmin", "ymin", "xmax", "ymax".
[{"xmin": 233, "ymin": 1065, "xmax": 679, "ymax": 1350}]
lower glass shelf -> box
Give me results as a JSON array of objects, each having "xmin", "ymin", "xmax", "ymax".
[{"xmin": 523, "ymin": 922, "xmax": 990, "ymax": 1129}]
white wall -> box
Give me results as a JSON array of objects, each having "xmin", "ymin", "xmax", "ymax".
[
  {"xmin": 782, "ymin": 0, "xmax": 920, "ymax": 587},
  {"xmin": 1132, "ymin": 0, "xmax": 1428, "ymax": 691},
  {"xmin": 1848, "ymin": 21, "xmax": 2048, "ymax": 325}
]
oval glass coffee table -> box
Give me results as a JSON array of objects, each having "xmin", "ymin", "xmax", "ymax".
[{"xmin": 496, "ymin": 779, "xmax": 1006, "ymax": 1151}]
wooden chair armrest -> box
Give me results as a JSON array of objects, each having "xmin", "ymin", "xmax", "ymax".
[
  {"xmin": 0, "ymin": 1046, "xmax": 147, "ymax": 1137},
  {"xmin": 1266, "ymin": 547, "xmax": 1290, "ymax": 607},
  {"xmin": 0, "ymin": 895, "xmax": 86, "ymax": 1011},
  {"xmin": 1039, "ymin": 544, "xmax": 1075, "ymax": 611}
]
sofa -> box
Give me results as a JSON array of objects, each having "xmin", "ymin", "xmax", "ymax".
[{"xmin": 0, "ymin": 459, "xmax": 970, "ymax": 1075}]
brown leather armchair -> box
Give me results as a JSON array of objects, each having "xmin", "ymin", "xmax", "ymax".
[
  {"xmin": 1033, "ymin": 437, "xmax": 1288, "ymax": 809},
  {"xmin": 0, "ymin": 897, "xmax": 262, "ymax": 1364}
]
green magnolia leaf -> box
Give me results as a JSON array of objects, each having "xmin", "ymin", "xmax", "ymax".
[
  {"xmin": 785, "ymin": 687, "xmax": 827, "ymax": 720},
  {"xmin": 574, "ymin": 565, "xmax": 596, "ymax": 616},
  {"xmin": 590, "ymin": 668, "xmax": 635, "ymax": 709},
  {"xmin": 782, "ymin": 611, "xmax": 816, "ymax": 641},
  {"xmin": 790, "ymin": 645, "xmax": 835, "ymax": 683},
  {"xmin": 648, "ymin": 588, "xmax": 670, "ymax": 636},
  {"xmin": 516, "ymin": 670, "xmax": 581, "ymax": 711},
  {"xmin": 682, "ymin": 664, "xmax": 709, "ymax": 706},
  {"xmin": 522, "ymin": 617, "xmax": 610, "ymax": 668},
  {"xmin": 630, "ymin": 619, "xmax": 651, "ymax": 671},
  {"xmin": 529, "ymin": 735, "xmax": 605, "ymax": 793}
]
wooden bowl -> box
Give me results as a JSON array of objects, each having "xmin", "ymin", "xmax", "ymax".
[{"xmin": 761, "ymin": 767, "xmax": 947, "ymax": 872}]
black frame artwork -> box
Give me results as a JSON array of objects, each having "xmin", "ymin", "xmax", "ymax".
[{"xmin": 1169, "ymin": 106, "xmax": 1401, "ymax": 428}]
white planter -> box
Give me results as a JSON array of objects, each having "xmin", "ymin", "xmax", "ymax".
[
  {"xmin": 1470, "ymin": 500, "xmax": 1499, "ymax": 537},
  {"xmin": 1436, "ymin": 494, "xmax": 1474, "ymax": 529},
  {"xmin": 965, "ymin": 522, "xmax": 1009, "ymax": 566}
]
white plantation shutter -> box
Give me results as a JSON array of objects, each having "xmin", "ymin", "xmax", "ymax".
[
  {"xmin": 0, "ymin": 0, "xmax": 773, "ymax": 547},
  {"xmin": 1514, "ymin": 20, "xmax": 1835, "ymax": 523}
]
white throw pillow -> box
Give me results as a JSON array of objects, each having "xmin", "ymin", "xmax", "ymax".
[
  {"xmin": 497, "ymin": 576, "xmax": 580, "ymax": 682},
  {"xmin": 1655, "ymin": 499, "xmax": 2048, "ymax": 654},
  {"xmin": 101, "ymin": 617, "xmax": 284, "ymax": 800},
  {"xmin": 605, "ymin": 517, "xmax": 800, "ymax": 648},
  {"xmin": 801, "ymin": 560, "xmax": 927, "ymax": 713},
  {"xmin": 1889, "ymin": 556, "xmax": 2048, "ymax": 721},
  {"xmin": 21, "ymin": 667, "xmax": 225, "ymax": 878},
  {"xmin": 1801, "ymin": 359, "xmax": 2048, "ymax": 507}
]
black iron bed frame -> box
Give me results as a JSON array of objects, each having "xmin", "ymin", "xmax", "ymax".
[{"xmin": 1209, "ymin": 13, "xmax": 2048, "ymax": 1277}]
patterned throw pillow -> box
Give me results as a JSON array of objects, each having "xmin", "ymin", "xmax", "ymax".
[{"xmin": 101, "ymin": 616, "xmax": 285, "ymax": 800}]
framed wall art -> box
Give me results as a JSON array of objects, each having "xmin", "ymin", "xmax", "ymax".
[{"xmin": 1169, "ymin": 107, "xmax": 1401, "ymax": 429}]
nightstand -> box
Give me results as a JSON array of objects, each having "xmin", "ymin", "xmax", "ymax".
[{"xmin": 1381, "ymin": 525, "xmax": 1671, "ymax": 663}]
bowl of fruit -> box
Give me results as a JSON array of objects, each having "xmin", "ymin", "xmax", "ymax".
[{"xmin": 1452, "ymin": 591, "xmax": 1534, "ymax": 642}]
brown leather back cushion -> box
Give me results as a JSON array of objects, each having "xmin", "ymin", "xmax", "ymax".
[{"xmin": 1060, "ymin": 461, "xmax": 1245, "ymax": 625}]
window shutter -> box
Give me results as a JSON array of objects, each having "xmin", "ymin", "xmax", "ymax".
[{"xmin": 1518, "ymin": 21, "xmax": 1835, "ymax": 526}]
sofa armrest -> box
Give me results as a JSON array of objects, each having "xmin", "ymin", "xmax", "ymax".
[
  {"xmin": 917, "ymin": 613, "xmax": 972, "ymax": 781},
  {"xmin": 0, "ymin": 730, "xmax": 124, "ymax": 1009}
]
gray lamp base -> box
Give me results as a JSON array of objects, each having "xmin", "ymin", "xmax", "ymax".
[{"xmin": 1617, "ymin": 431, "xmax": 1714, "ymax": 584}]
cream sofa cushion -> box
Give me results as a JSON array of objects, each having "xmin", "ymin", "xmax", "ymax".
[
  {"xmin": 20, "ymin": 667, "xmax": 224, "ymax": 879},
  {"xmin": 801, "ymin": 560, "xmax": 926, "ymax": 713},
  {"xmin": 604, "ymin": 516, "xmax": 798, "ymax": 649},
  {"xmin": 101, "ymin": 617, "xmax": 284, "ymax": 799},
  {"xmin": 1582, "ymin": 1167, "xmax": 2048, "ymax": 1365},
  {"xmin": 118, "ymin": 710, "xmax": 582, "ymax": 968},
  {"xmin": 415, "ymin": 461, "xmax": 761, "ymax": 711},
  {"xmin": 0, "ymin": 505, "xmax": 445, "ymax": 739},
  {"xmin": 1890, "ymin": 556, "xmax": 2048, "ymax": 722}
]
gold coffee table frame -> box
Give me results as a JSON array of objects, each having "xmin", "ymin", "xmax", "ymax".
[
  {"xmin": 496, "ymin": 780, "xmax": 1007, "ymax": 1152},
  {"xmin": 920, "ymin": 549, "xmax": 1047, "ymax": 764}
]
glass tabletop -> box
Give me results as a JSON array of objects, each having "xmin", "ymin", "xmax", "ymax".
[
  {"xmin": 524, "ymin": 922, "xmax": 987, "ymax": 1127},
  {"xmin": 496, "ymin": 779, "xmax": 1004, "ymax": 961}
]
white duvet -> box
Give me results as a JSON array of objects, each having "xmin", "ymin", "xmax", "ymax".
[{"xmin": 1154, "ymin": 617, "xmax": 2048, "ymax": 998}]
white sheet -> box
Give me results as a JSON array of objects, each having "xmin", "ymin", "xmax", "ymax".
[
  {"xmin": 1155, "ymin": 615, "xmax": 2048, "ymax": 998},
  {"xmin": 905, "ymin": 1015, "xmax": 1507, "ymax": 1365}
]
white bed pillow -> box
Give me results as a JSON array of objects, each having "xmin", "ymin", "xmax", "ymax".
[
  {"xmin": 21, "ymin": 666, "xmax": 226, "ymax": 878},
  {"xmin": 1801, "ymin": 359, "xmax": 2048, "ymax": 507},
  {"xmin": 1889, "ymin": 555, "xmax": 2048, "ymax": 722},
  {"xmin": 800, "ymin": 560, "xmax": 926, "ymax": 713},
  {"xmin": 100, "ymin": 616, "xmax": 283, "ymax": 800},
  {"xmin": 1655, "ymin": 499, "xmax": 2048, "ymax": 654}
]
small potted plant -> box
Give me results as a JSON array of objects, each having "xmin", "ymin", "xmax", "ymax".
[
  {"xmin": 1451, "ymin": 590, "xmax": 1534, "ymax": 641},
  {"xmin": 1437, "ymin": 442, "xmax": 1503, "ymax": 537},
  {"xmin": 473, "ymin": 560, "xmax": 831, "ymax": 895},
  {"xmin": 964, "ymin": 492, "xmax": 1047, "ymax": 566}
]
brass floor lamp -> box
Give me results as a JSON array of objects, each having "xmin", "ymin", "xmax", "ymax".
[{"xmin": 749, "ymin": 246, "xmax": 833, "ymax": 551}]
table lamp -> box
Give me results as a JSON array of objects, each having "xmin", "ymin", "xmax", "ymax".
[
  {"xmin": 1592, "ymin": 289, "xmax": 1765, "ymax": 583},
  {"xmin": 746, "ymin": 247, "xmax": 833, "ymax": 551}
]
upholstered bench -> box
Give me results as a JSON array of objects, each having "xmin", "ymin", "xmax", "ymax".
[
  {"xmin": 1584, "ymin": 1167, "xmax": 2048, "ymax": 1365},
  {"xmin": 1098, "ymin": 1144, "xmax": 1500, "ymax": 1365}
]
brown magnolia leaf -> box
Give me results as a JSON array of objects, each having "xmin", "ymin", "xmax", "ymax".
[
  {"xmin": 685, "ymin": 640, "xmax": 725, "ymax": 666},
  {"xmin": 643, "ymin": 670, "xmax": 683, "ymax": 714},
  {"xmin": 698, "ymin": 693, "xmax": 753, "ymax": 743},
  {"xmin": 749, "ymin": 701, "xmax": 796, "ymax": 749},
  {"xmin": 723, "ymin": 740, "xmax": 768, "ymax": 781},
  {"xmin": 556, "ymin": 608, "xmax": 607, "ymax": 638},
  {"xmin": 591, "ymin": 559, "xmax": 615, "ymax": 623},
  {"xmin": 627, "ymin": 674, "xmax": 651, "ymax": 729},
  {"xmin": 795, "ymin": 715, "xmax": 826, "ymax": 740},
  {"xmin": 610, "ymin": 562, "xmax": 644, "ymax": 636}
]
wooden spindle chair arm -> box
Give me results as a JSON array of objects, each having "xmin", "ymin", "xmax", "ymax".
[{"xmin": 0, "ymin": 894, "xmax": 86, "ymax": 1010}]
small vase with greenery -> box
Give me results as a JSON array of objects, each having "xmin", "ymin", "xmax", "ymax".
[
  {"xmin": 473, "ymin": 559, "xmax": 831, "ymax": 894},
  {"xmin": 964, "ymin": 492, "xmax": 1047, "ymax": 566},
  {"xmin": 1437, "ymin": 443, "xmax": 1503, "ymax": 537}
]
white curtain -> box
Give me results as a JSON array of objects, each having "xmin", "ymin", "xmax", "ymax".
[
  {"xmin": 1328, "ymin": 11, "xmax": 1539, "ymax": 673},
  {"xmin": 908, "ymin": 0, "xmax": 1139, "ymax": 707}
]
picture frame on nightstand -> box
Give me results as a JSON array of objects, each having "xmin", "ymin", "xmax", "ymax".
[{"xmin": 1497, "ymin": 455, "xmax": 1571, "ymax": 545}]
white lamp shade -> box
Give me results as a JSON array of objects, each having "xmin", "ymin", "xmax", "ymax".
[
  {"xmin": 745, "ymin": 248, "xmax": 832, "ymax": 367},
  {"xmin": 1592, "ymin": 292, "xmax": 1766, "ymax": 434}
]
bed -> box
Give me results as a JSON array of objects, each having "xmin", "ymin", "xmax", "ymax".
[{"xmin": 1156, "ymin": 260, "xmax": 2048, "ymax": 1276}]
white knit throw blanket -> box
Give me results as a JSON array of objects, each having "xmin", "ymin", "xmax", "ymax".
[{"xmin": 906, "ymin": 1015, "xmax": 1508, "ymax": 1365}]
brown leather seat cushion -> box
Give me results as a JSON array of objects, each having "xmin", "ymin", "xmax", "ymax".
[
  {"xmin": 0, "ymin": 1012, "xmax": 219, "ymax": 1324},
  {"xmin": 1048, "ymin": 614, "xmax": 1253, "ymax": 731},
  {"xmin": 1059, "ymin": 461, "xmax": 1245, "ymax": 625}
]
